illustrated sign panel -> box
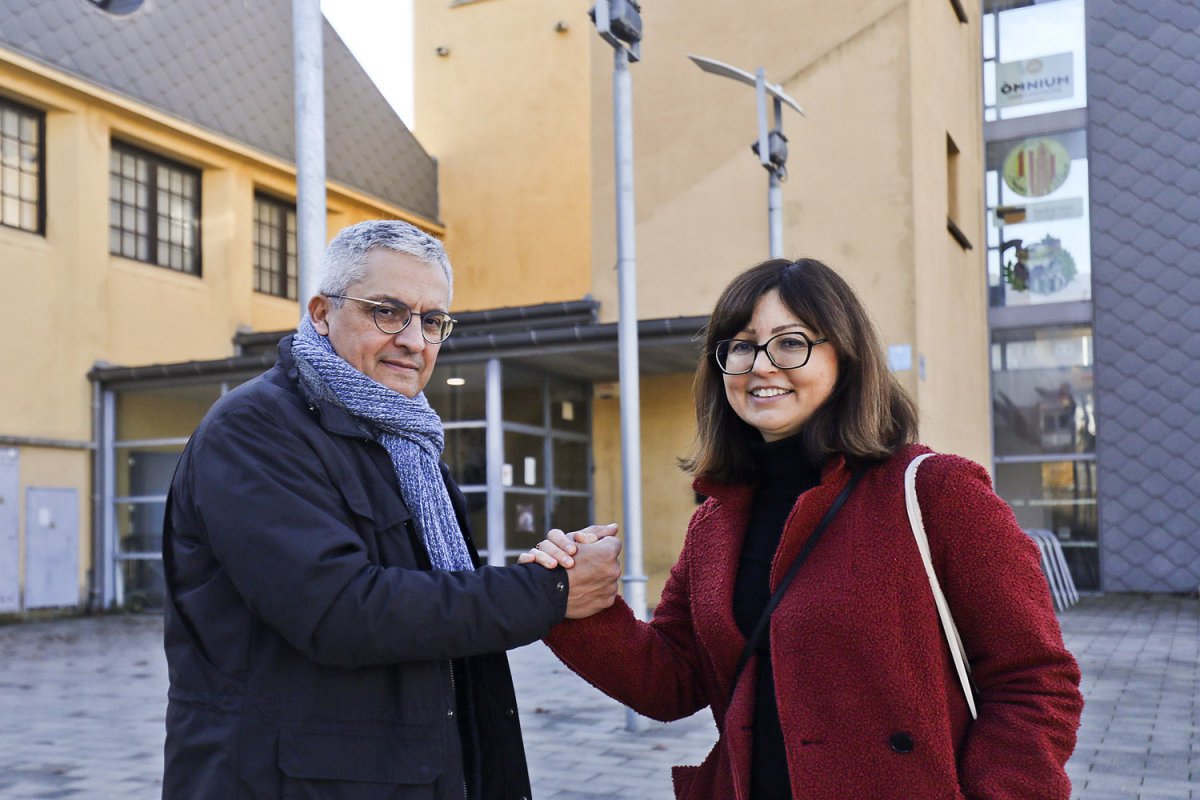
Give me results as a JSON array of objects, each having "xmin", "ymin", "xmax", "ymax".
[{"xmin": 1003, "ymin": 137, "xmax": 1072, "ymax": 197}]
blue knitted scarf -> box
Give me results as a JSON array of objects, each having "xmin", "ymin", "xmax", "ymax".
[{"xmin": 291, "ymin": 315, "xmax": 474, "ymax": 571}]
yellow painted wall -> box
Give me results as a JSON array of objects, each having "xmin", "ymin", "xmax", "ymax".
[
  {"xmin": 416, "ymin": 0, "xmax": 989, "ymax": 597},
  {"xmin": 587, "ymin": 0, "xmax": 920, "ymax": 324},
  {"xmin": 592, "ymin": 374, "xmax": 697, "ymax": 606},
  {"xmin": 0, "ymin": 48, "xmax": 439, "ymax": 612},
  {"xmin": 905, "ymin": 0, "xmax": 991, "ymax": 465},
  {"xmin": 413, "ymin": 0, "xmax": 594, "ymax": 312}
]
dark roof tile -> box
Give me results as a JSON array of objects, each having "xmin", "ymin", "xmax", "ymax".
[{"xmin": 0, "ymin": 0, "xmax": 438, "ymax": 220}]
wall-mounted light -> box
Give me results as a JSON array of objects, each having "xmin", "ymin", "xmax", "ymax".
[
  {"xmin": 446, "ymin": 377, "xmax": 466, "ymax": 386},
  {"xmin": 554, "ymin": 21, "xmax": 570, "ymax": 33},
  {"xmin": 435, "ymin": 46, "xmax": 451, "ymax": 57}
]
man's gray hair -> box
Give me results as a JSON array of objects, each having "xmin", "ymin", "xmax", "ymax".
[{"xmin": 318, "ymin": 220, "xmax": 453, "ymax": 306}]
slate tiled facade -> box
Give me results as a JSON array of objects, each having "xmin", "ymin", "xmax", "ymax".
[{"xmin": 1088, "ymin": 0, "xmax": 1200, "ymax": 593}]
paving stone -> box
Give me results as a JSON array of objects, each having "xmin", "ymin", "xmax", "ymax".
[{"xmin": 0, "ymin": 594, "xmax": 1195, "ymax": 799}]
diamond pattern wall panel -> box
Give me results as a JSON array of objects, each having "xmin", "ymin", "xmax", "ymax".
[
  {"xmin": 1089, "ymin": 0, "xmax": 1200, "ymax": 593},
  {"xmin": 0, "ymin": 0, "xmax": 438, "ymax": 220}
]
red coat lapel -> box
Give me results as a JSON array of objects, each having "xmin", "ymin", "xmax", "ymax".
[{"xmin": 769, "ymin": 455, "xmax": 851, "ymax": 591}]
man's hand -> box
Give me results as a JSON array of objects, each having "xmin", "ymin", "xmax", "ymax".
[
  {"xmin": 563, "ymin": 535, "xmax": 623, "ymax": 619},
  {"xmin": 518, "ymin": 523, "xmax": 619, "ymax": 569}
]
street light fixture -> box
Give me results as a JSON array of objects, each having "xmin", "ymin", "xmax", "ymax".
[
  {"xmin": 590, "ymin": 0, "xmax": 643, "ymax": 60},
  {"xmin": 688, "ymin": 55, "xmax": 805, "ymax": 259},
  {"xmin": 590, "ymin": 0, "xmax": 647, "ymax": 733}
]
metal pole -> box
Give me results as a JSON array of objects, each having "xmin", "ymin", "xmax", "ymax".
[
  {"xmin": 768, "ymin": 170, "xmax": 783, "ymax": 259},
  {"xmin": 613, "ymin": 45, "xmax": 648, "ymax": 732},
  {"xmin": 89, "ymin": 381, "xmax": 104, "ymax": 612},
  {"xmin": 100, "ymin": 389, "xmax": 116, "ymax": 609},
  {"xmin": 293, "ymin": 0, "xmax": 326, "ymax": 316},
  {"xmin": 485, "ymin": 358, "xmax": 506, "ymax": 566},
  {"xmin": 755, "ymin": 69, "xmax": 783, "ymax": 259}
]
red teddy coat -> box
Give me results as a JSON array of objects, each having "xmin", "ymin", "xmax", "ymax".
[{"xmin": 546, "ymin": 445, "xmax": 1083, "ymax": 800}]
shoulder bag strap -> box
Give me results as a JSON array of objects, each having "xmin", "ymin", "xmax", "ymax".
[
  {"xmin": 905, "ymin": 453, "xmax": 978, "ymax": 720},
  {"xmin": 731, "ymin": 469, "xmax": 864, "ymax": 691}
]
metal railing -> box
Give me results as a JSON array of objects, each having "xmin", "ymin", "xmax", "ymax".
[{"xmin": 1026, "ymin": 529, "xmax": 1080, "ymax": 612}]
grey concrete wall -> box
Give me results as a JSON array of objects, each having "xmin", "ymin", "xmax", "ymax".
[{"xmin": 1088, "ymin": 0, "xmax": 1200, "ymax": 592}]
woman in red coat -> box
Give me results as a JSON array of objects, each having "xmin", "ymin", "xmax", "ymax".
[{"xmin": 523, "ymin": 258, "xmax": 1083, "ymax": 800}]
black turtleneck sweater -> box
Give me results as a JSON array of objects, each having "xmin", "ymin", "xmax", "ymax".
[{"xmin": 732, "ymin": 434, "xmax": 823, "ymax": 800}]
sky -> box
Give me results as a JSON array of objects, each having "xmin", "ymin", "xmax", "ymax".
[{"xmin": 321, "ymin": 0, "xmax": 415, "ymax": 126}]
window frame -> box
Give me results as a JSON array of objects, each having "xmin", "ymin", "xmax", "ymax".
[
  {"xmin": 252, "ymin": 191, "xmax": 298, "ymax": 300},
  {"xmin": 109, "ymin": 140, "xmax": 203, "ymax": 276},
  {"xmin": 0, "ymin": 95, "xmax": 46, "ymax": 236}
]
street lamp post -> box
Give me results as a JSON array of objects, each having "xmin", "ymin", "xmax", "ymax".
[
  {"xmin": 688, "ymin": 55, "xmax": 804, "ymax": 259},
  {"xmin": 591, "ymin": 0, "xmax": 647, "ymax": 733}
]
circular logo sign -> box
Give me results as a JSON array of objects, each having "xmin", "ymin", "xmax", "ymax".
[{"xmin": 1003, "ymin": 137, "xmax": 1071, "ymax": 197}]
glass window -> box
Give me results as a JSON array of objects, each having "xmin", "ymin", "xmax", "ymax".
[
  {"xmin": 995, "ymin": 460, "xmax": 1099, "ymax": 590},
  {"xmin": 503, "ymin": 367, "xmax": 545, "ymax": 426},
  {"xmin": 504, "ymin": 432, "xmax": 544, "ymax": 489},
  {"xmin": 426, "ymin": 363, "xmax": 487, "ymax": 422},
  {"xmin": 550, "ymin": 382, "xmax": 590, "ymax": 434},
  {"xmin": 0, "ymin": 97, "xmax": 43, "ymax": 234},
  {"xmin": 253, "ymin": 193, "xmax": 297, "ymax": 299},
  {"xmin": 553, "ymin": 438, "xmax": 589, "ymax": 491},
  {"xmin": 114, "ymin": 444, "xmax": 182, "ymax": 611},
  {"xmin": 505, "ymin": 492, "xmax": 545, "ymax": 554},
  {"xmin": 444, "ymin": 427, "xmax": 487, "ymax": 487},
  {"xmin": 983, "ymin": 0, "xmax": 1087, "ymax": 121},
  {"xmin": 986, "ymin": 129, "xmax": 1091, "ymax": 307},
  {"xmin": 110, "ymin": 141, "xmax": 201, "ymax": 275},
  {"xmin": 550, "ymin": 495, "xmax": 592, "ymax": 536},
  {"xmin": 115, "ymin": 384, "xmax": 223, "ymax": 441},
  {"xmin": 992, "ymin": 326, "xmax": 1095, "ymax": 457}
]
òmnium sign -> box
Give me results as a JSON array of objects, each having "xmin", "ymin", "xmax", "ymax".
[{"xmin": 997, "ymin": 52, "xmax": 1074, "ymax": 108}]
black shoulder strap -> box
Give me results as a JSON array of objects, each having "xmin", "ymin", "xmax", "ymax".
[{"xmin": 731, "ymin": 469, "xmax": 864, "ymax": 689}]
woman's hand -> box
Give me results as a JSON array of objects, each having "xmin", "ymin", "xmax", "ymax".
[{"xmin": 518, "ymin": 523, "xmax": 619, "ymax": 569}]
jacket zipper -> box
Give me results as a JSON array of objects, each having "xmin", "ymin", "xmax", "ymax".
[{"xmin": 448, "ymin": 659, "xmax": 469, "ymax": 800}]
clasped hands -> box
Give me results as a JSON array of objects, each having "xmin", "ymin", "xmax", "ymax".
[{"xmin": 518, "ymin": 524, "xmax": 622, "ymax": 619}]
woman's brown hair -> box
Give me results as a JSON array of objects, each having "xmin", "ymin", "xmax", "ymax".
[{"xmin": 683, "ymin": 258, "xmax": 918, "ymax": 483}]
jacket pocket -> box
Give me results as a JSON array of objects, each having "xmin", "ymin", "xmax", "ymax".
[{"xmin": 279, "ymin": 731, "xmax": 442, "ymax": 800}]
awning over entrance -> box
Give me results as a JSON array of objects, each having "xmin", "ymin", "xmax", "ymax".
[{"xmin": 88, "ymin": 300, "xmax": 709, "ymax": 389}]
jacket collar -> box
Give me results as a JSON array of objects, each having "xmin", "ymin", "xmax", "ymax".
[
  {"xmin": 275, "ymin": 335, "xmax": 373, "ymax": 440},
  {"xmin": 692, "ymin": 452, "xmax": 851, "ymax": 505}
]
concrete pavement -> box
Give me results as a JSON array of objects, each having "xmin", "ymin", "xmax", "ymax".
[{"xmin": 0, "ymin": 593, "xmax": 1195, "ymax": 799}]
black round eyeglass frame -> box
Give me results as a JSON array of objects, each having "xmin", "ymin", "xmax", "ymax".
[
  {"xmin": 713, "ymin": 331, "xmax": 828, "ymax": 375},
  {"xmin": 326, "ymin": 294, "xmax": 457, "ymax": 344}
]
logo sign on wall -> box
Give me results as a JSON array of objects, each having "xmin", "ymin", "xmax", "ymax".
[
  {"xmin": 1003, "ymin": 137, "xmax": 1071, "ymax": 197},
  {"xmin": 997, "ymin": 52, "xmax": 1074, "ymax": 108}
]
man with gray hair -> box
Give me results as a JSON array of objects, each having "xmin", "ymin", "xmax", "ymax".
[{"xmin": 162, "ymin": 220, "xmax": 622, "ymax": 800}]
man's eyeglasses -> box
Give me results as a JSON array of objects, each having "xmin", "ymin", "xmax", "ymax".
[
  {"xmin": 326, "ymin": 295, "xmax": 457, "ymax": 344},
  {"xmin": 714, "ymin": 331, "xmax": 828, "ymax": 375}
]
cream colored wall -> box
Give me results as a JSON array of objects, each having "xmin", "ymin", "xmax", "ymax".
[
  {"xmin": 583, "ymin": 0, "xmax": 988, "ymax": 458},
  {"xmin": 0, "ymin": 51, "xmax": 438, "ymax": 611},
  {"xmin": 905, "ymin": 0, "xmax": 991, "ymax": 464},
  {"xmin": 592, "ymin": 374, "xmax": 696, "ymax": 606},
  {"xmin": 413, "ymin": 0, "xmax": 594, "ymax": 312},
  {"xmin": 588, "ymin": 0, "xmax": 919, "ymax": 325}
]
